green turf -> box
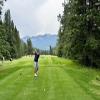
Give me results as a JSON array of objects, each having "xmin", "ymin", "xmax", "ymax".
[{"xmin": 0, "ymin": 55, "xmax": 100, "ymax": 100}]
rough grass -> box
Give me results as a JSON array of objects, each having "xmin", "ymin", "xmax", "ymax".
[{"xmin": 0, "ymin": 55, "xmax": 100, "ymax": 100}]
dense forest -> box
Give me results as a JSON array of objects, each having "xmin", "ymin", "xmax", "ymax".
[
  {"xmin": 0, "ymin": 0, "xmax": 33, "ymax": 60},
  {"xmin": 57, "ymin": 0, "xmax": 100, "ymax": 67}
]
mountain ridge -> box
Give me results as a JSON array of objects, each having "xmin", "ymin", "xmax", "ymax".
[{"xmin": 22, "ymin": 34, "xmax": 58, "ymax": 50}]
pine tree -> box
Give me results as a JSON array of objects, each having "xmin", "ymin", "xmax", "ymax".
[
  {"xmin": 57, "ymin": 0, "xmax": 100, "ymax": 67},
  {"xmin": 3, "ymin": 9, "xmax": 24, "ymax": 59},
  {"xmin": 0, "ymin": 1, "xmax": 27, "ymax": 59},
  {"xmin": 0, "ymin": 0, "xmax": 10, "ymax": 59},
  {"xmin": 49, "ymin": 45, "xmax": 53, "ymax": 55},
  {"xmin": 27, "ymin": 38, "xmax": 33, "ymax": 55}
]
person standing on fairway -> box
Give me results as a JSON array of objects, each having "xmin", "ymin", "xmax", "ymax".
[{"xmin": 34, "ymin": 50, "xmax": 40, "ymax": 77}]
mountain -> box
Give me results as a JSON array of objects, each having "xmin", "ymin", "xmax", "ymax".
[{"xmin": 22, "ymin": 34, "xmax": 58, "ymax": 50}]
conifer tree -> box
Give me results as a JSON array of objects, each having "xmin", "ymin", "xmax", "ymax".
[
  {"xmin": 27, "ymin": 38, "xmax": 33, "ymax": 55},
  {"xmin": 57, "ymin": 0, "xmax": 100, "ymax": 67}
]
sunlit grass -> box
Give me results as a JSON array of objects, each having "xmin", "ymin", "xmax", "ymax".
[{"xmin": 0, "ymin": 55, "xmax": 100, "ymax": 100}]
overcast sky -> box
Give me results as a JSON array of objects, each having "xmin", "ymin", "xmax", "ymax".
[{"xmin": 3, "ymin": 0, "xmax": 64, "ymax": 37}]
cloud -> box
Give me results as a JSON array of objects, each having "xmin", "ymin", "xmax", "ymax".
[{"xmin": 3, "ymin": 0, "xmax": 63, "ymax": 37}]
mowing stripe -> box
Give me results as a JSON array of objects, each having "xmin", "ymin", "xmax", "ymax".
[{"xmin": 0, "ymin": 56, "xmax": 99, "ymax": 100}]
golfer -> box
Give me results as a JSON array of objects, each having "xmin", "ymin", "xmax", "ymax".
[{"xmin": 34, "ymin": 50, "xmax": 40, "ymax": 77}]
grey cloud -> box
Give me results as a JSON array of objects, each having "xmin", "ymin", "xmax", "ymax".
[{"xmin": 3, "ymin": 0, "xmax": 63, "ymax": 37}]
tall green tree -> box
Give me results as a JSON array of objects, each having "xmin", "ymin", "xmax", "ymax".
[
  {"xmin": 0, "ymin": 0, "xmax": 10, "ymax": 59},
  {"xmin": 27, "ymin": 38, "xmax": 33, "ymax": 55},
  {"xmin": 4, "ymin": 10, "xmax": 16, "ymax": 58},
  {"xmin": 0, "ymin": 1, "xmax": 27, "ymax": 59},
  {"xmin": 3, "ymin": 10, "xmax": 23, "ymax": 58},
  {"xmin": 57, "ymin": 0, "xmax": 100, "ymax": 67},
  {"xmin": 49, "ymin": 45, "xmax": 53, "ymax": 55},
  {"xmin": 20, "ymin": 40, "xmax": 28, "ymax": 56}
]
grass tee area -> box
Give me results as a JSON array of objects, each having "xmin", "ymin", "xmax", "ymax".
[{"xmin": 0, "ymin": 55, "xmax": 100, "ymax": 100}]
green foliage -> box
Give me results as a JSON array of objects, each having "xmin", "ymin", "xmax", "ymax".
[
  {"xmin": 20, "ymin": 40, "xmax": 28, "ymax": 56},
  {"xmin": 57, "ymin": 0, "xmax": 100, "ymax": 67},
  {"xmin": 0, "ymin": 8, "xmax": 27, "ymax": 59},
  {"xmin": 27, "ymin": 38, "xmax": 33, "ymax": 55},
  {"xmin": 3, "ymin": 10, "xmax": 22, "ymax": 59}
]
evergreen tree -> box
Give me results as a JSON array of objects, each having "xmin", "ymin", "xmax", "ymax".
[
  {"xmin": 49, "ymin": 45, "xmax": 53, "ymax": 55},
  {"xmin": 0, "ymin": 0, "xmax": 10, "ymax": 59},
  {"xmin": 57, "ymin": 0, "xmax": 100, "ymax": 67},
  {"xmin": 14, "ymin": 26, "xmax": 21, "ymax": 58},
  {"xmin": 0, "ymin": 1, "xmax": 27, "ymax": 59},
  {"xmin": 27, "ymin": 38, "xmax": 33, "ymax": 55},
  {"xmin": 3, "ymin": 10, "xmax": 23, "ymax": 58},
  {"xmin": 20, "ymin": 40, "xmax": 28, "ymax": 56}
]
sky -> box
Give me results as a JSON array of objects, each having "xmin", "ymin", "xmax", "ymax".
[{"xmin": 3, "ymin": 0, "xmax": 64, "ymax": 38}]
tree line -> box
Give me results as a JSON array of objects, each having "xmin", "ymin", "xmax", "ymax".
[
  {"xmin": 57, "ymin": 0, "xmax": 100, "ymax": 67},
  {"xmin": 0, "ymin": 1, "xmax": 57, "ymax": 60},
  {"xmin": 0, "ymin": 1, "xmax": 33, "ymax": 60}
]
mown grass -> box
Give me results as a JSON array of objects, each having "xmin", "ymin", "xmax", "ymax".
[{"xmin": 0, "ymin": 55, "xmax": 100, "ymax": 100}]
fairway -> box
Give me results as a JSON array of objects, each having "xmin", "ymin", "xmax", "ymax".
[{"xmin": 0, "ymin": 56, "xmax": 100, "ymax": 100}]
